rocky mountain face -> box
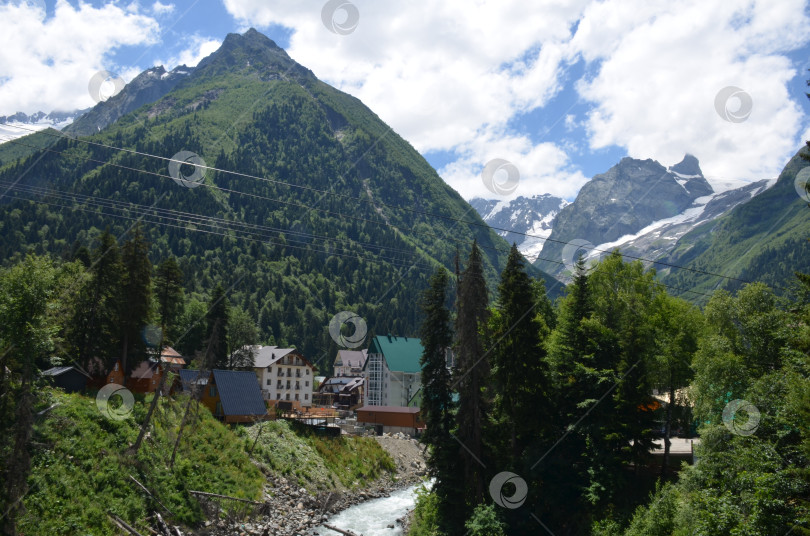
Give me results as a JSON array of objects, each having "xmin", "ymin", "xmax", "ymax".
[
  {"xmin": 534, "ymin": 154, "xmax": 716, "ymax": 276},
  {"xmin": 657, "ymin": 147, "xmax": 810, "ymax": 302},
  {"xmin": 469, "ymin": 194, "xmax": 568, "ymax": 261},
  {"xmin": 64, "ymin": 65, "xmax": 192, "ymax": 136},
  {"xmin": 472, "ymin": 153, "xmax": 789, "ymax": 293}
]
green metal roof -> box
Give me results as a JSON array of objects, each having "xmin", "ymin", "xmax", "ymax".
[{"xmin": 367, "ymin": 335, "xmax": 424, "ymax": 373}]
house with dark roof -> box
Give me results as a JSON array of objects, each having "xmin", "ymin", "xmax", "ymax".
[
  {"xmin": 334, "ymin": 349, "xmax": 367, "ymax": 377},
  {"xmin": 201, "ymin": 369, "xmax": 268, "ymax": 423},
  {"xmin": 314, "ymin": 375, "xmax": 365, "ymax": 409},
  {"xmin": 362, "ymin": 335, "xmax": 424, "ymax": 407},
  {"xmin": 42, "ymin": 366, "xmax": 89, "ymax": 393}
]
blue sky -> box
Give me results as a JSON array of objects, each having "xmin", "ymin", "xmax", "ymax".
[{"xmin": 2, "ymin": 0, "xmax": 809, "ymax": 201}]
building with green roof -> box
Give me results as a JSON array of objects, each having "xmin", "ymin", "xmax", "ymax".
[{"xmin": 363, "ymin": 334, "xmax": 424, "ymax": 407}]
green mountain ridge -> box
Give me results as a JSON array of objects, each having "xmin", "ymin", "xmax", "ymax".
[
  {"xmin": 0, "ymin": 28, "xmax": 556, "ymax": 364},
  {"xmin": 658, "ymin": 146, "xmax": 810, "ymax": 302}
]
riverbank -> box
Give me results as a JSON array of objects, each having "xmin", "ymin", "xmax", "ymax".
[{"xmin": 199, "ymin": 433, "xmax": 427, "ymax": 536}]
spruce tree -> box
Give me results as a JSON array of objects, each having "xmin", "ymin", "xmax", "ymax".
[
  {"xmin": 490, "ymin": 244, "xmax": 553, "ymax": 465},
  {"xmin": 154, "ymin": 256, "xmax": 184, "ymax": 344},
  {"xmin": 206, "ymin": 284, "xmax": 230, "ymax": 369},
  {"xmin": 453, "ymin": 240, "xmax": 490, "ymax": 510},
  {"xmin": 70, "ymin": 229, "xmax": 123, "ymax": 372},
  {"xmin": 419, "ymin": 267, "xmax": 464, "ymax": 533},
  {"xmin": 119, "ymin": 224, "xmax": 152, "ymax": 378}
]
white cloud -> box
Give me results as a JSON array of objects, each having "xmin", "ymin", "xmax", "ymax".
[
  {"xmin": 438, "ymin": 128, "xmax": 589, "ymax": 201},
  {"xmin": 222, "ymin": 0, "xmax": 588, "ymax": 197},
  {"xmin": 151, "ymin": 1, "xmax": 175, "ymax": 15},
  {"xmin": 0, "ymin": 0, "xmax": 160, "ymax": 114},
  {"xmin": 222, "ymin": 0, "xmax": 810, "ymax": 197},
  {"xmin": 570, "ymin": 0, "xmax": 809, "ymax": 181},
  {"xmin": 156, "ymin": 35, "xmax": 222, "ymax": 70}
]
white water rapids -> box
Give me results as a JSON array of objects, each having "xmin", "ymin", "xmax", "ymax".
[{"xmin": 311, "ymin": 482, "xmax": 426, "ymax": 536}]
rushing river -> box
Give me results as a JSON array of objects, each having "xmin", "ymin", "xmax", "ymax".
[{"xmin": 311, "ymin": 483, "xmax": 426, "ymax": 536}]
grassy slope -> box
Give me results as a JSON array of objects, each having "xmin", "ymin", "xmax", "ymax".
[
  {"xmin": 20, "ymin": 388, "xmax": 394, "ymax": 535},
  {"xmin": 658, "ymin": 147, "xmax": 810, "ymax": 303},
  {"xmin": 237, "ymin": 420, "xmax": 396, "ymax": 491}
]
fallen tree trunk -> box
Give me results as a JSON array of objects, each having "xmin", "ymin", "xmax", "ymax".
[
  {"xmin": 187, "ymin": 490, "xmax": 263, "ymax": 505},
  {"xmin": 323, "ymin": 523, "xmax": 362, "ymax": 536}
]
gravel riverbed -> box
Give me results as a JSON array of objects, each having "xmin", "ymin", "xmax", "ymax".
[{"xmin": 190, "ymin": 433, "xmax": 426, "ymax": 536}]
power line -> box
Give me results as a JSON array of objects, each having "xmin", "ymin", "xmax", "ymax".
[
  {"xmin": 0, "ymin": 178, "xmax": 717, "ymax": 300},
  {"xmin": 1, "ymin": 123, "xmax": 763, "ymax": 288},
  {"xmin": 0, "ymin": 180, "xmax": 439, "ymax": 273},
  {"xmin": 0, "ymin": 125, "xmax": 767, "ymax": 290}
]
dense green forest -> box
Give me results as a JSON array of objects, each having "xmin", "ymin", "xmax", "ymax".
[
  {"xmin": 411, "ymin": 243, "xmax": 810, "ymax": 536},
  {"xmin": 0, "ymin": 29, "xmax": 543, "ymax": 369}
]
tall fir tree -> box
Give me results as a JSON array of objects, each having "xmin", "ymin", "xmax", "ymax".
[
  {"xmin": 490, "ymin": 244, "xmax": 553, "ymax": 464},
  {"xmin": 419, "ymin": 268, "xmax": 465, "ymax": 534},
  {"xmin": 453, "ymin": 240, "xmax": 490, "ymax": 510},
  {"xmin": 542, "ymin": 256, "xmax": 594, "ymax": 533},
  {"xmin": 154, "ymin": 256, "xmax": 184, "ymax": 344},
  {"xmin": 119, "ymin": 224, "xmax": 152, "ymax": 378},
  {"xmin": 70, "ymin": 228, "xmax": 123, "ymax": 373},
  {"xmin": 206, "ymin": 284, "xmax": 230, "ymax": 369}
]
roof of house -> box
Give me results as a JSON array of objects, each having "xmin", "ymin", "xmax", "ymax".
[
  {"xmin": 178, "ymin": 369, "xmax": 209, "ymax": 390},
  {"xmin": 42, "ymin": 366, "xmax": 90, "ymax": 378},
  {"xmin": 211, "ymin": 369, "xmax": 266, "ymax": 417},
  {"xmin": 335, "ymin": 349, "xmax": 367, "ymax": 369},
  {"xmin": 342, "ymin": 377, "xmax": 364, "ymax": 393},
  {"xmin": 318, "ymin": 376, "xmax": 364, "ymax": 393},
  {"xmin": 130, "ymin": 360, "xmax": 161, "ymax": 380},
  {"xmin": 356, "ymin": 405, "xmax": 420, "ymax": 414},
  {"xmin": 365, "ymin": 335, "xmax": 424, "ymax": 374},
  {"xmin": 251, "ymin": 345, "xmax": 305, "ymax": 368}
]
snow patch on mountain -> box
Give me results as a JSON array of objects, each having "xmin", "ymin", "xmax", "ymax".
[{"xmin": 0, "ymin": 110, "xmax": 83, "ymax": 144}]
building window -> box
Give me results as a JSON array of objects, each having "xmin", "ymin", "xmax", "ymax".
[
  {"xmin": 295, "ymin": 382, "xmax": 300, "ymax": 390},
  {"xmin": 286, "ymin": 381, "xmax": 290, "ymax": 389},
  {"xmin": 305, "ymin": 393, "xmax": 309, "ymax": 400},
  {"xmin": 306, "ymin": 369, "xmax": 309, "ymax": 375},
  {"xmin": 209, "ymin": 385, "xmax": 216, "ymax": 397},
  {"xmin": 276, "ymin": 393, "xmax": 281, "ymax": 400},
  {"xmin": 305, "ymin": 381, "xmax": 309, "ymax": 387},
  {"xmin": 266, "ymin": 378, "xmax": 271, "ymax": 385},
  {"xmin": 285, "ymin": 393, "xmax": 290, "ymax": 401},
  {"xmin": 295, "ymin": 394, "xmax": 299, "ymax": 401}
]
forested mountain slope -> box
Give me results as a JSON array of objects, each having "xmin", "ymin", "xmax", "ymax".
[{"xmin": 0, "ymin": 28, "xmax": 554, "ymax": 361}]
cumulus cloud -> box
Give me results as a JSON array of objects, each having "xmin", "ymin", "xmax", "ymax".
[
  {"xmin": 151, "ymin": 1, "xmax": 175, "ymax": 15},
  {"xmin": 0, "ymin": 0, "xmax": 160, "ymax": 114},
  {"xmin": 156, "ymin": 35, "xmax": 222, "ymax": 70},
  {"xmin": 439, "ymin": 128, "xmax": 589, "ymax": 200},
  {"xmin": 222, "ymin": 0, "xmax": 810, "ymax": 197},
  {"xmin": 571, "ymin": 0, "xmax": 809, "ymax": 183}
]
